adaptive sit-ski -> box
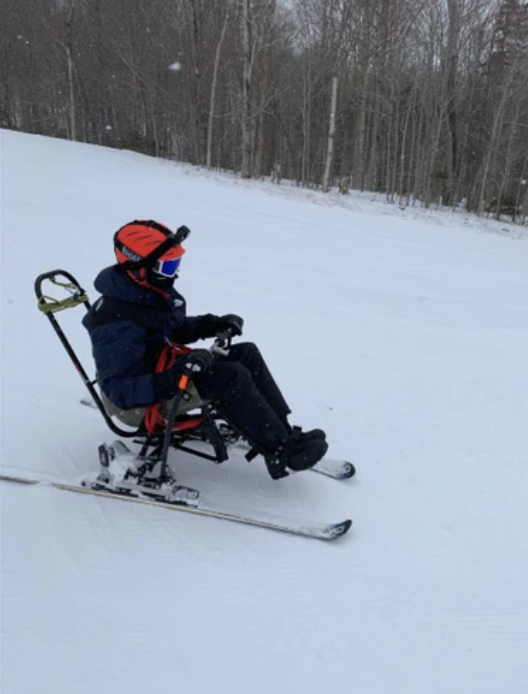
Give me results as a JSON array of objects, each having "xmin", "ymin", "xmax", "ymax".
[{"xmin": 3, "ymin": 269, "xmax": 355, "ymax": 541}]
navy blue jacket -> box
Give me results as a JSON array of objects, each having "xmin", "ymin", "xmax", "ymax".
[{"xmin": 82, "ymin": 266, "xmax": 209, "ymax": 409}]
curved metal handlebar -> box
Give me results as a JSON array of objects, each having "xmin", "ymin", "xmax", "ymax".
[
  {"xmin": 210, "ymin": 330, "xmax": 233, "ymax": 357},
  {"xmin": 35, "ymin": 269, "xmax": 87, "ymax": 300}
]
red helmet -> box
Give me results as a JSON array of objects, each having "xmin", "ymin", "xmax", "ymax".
[{"xmin": 114, "ymin": 220, "xmax": 190, "ymax": 288}]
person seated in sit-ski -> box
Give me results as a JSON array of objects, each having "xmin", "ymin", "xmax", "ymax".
[{"xmin": 82, "ymin": 220, "xmax": 327, "ymax": 479}]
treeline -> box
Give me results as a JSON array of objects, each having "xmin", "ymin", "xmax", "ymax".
[{"xmin": 1, "ymin": 0, "xmax": 527, "ymax": 219}]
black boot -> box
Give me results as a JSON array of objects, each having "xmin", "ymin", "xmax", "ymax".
[
  {"xmin": 279, "ymin": 429, "xmax": 328, "ymax": 472},
  {"xmin": 290, "ymin": 425, "xmax": 326, "ymax": 442}
]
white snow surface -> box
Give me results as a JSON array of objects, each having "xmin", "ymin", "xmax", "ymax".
[{"xmin": 1, "ymin": 129, "xmax": 528, "ymax": 694}]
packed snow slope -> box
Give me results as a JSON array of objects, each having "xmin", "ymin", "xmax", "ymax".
[{"xmin": 1, "ymin": 129, "xmax": 528, "ymax": 694}]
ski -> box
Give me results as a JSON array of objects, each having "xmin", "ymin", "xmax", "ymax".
[{"xmin": 0, "ymin": 474, "xmax": 352, "ymax": 542}]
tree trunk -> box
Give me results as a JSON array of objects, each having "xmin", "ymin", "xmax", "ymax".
[
  {"xmin": 355, "ymin": 70, "xmax": 369, "ymax": 192},
  {"xmin": 301, "ymin": 72, "xmax": 311, "ymax": 185},
  {"xmin": 65, "ymin": 5, "xmax": 76, "ymax": 141},
  {"xmin": 445, "ymin": 0, "xmax": 459, "ymax": 205},
  {"xmin": 477, "ymin": 53, "xmax": 520, "ymax": 215},
  {"xmin": 398, "ymin": 82, "xmax": 417, "ymax": 207},
  {"xmin": 206, "ymin": 7, "xmax": 229, "ymax": 168},
  {"xmin": 514, "ymin": 155, "xmax": 528, "ymax": 224},
  {"xmin": 241, "ymin": 0, "xmax": 253, "ymax": 179},
  {"xmin": 322, "ymin": 76, "xmax": 338, "ymax": 192},
  {"xmin": 494, "ymin": 104, "xmax": 519, "ymax": 220},
  {"xmin": 365, "ymin": 75, "xmax": 380, "ymax": 191}
]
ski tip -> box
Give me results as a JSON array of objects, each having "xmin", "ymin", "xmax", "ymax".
[
  {"xmin": 339, "ymin": 463, "xmax": 356, "ymax": 479},
  {"xmin": 0, "ymin": 474, "xmax": 40, "ymax": 485},
  {"xmin": 327, "ymin": 518, "xmax": 353, "ymax": 540}
]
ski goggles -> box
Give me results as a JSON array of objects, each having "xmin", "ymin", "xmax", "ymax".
[{"xmin": 153, "ymin": 256, "xmax": 182, "ymax": 278}]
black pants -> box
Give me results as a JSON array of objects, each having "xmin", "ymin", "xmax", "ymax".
[{"xmin": 192, "ymin": 342, "xmax": 291, "ymax": 452}]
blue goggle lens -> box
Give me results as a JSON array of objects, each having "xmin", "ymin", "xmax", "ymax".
[{"xmin": 154, "ymin": 257, "xmax": 181, "ymax": 278}]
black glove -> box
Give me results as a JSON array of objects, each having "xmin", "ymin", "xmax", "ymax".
[
  {"xmin": 197, "ymin": 314, "xmax": 222, "ymax": 339},
  {"xmin": 216, "ymin": 314, "xmax": 244, "ymax": 337},
  {"xmin": 183, "ymin": 349, "xmax": 214, "ymax": 373},
  {"xmin": 197, "ymin": 313, "xmax": 244, "ymax": 339},
  {"xmin": 153, "ymin": 350, "xmax": 213, "ymax": 400}
]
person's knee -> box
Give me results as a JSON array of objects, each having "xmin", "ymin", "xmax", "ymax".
[
  {"xmin": 237, "ymin": 341, "xmax": 259, "ymax": 354},
  {"xmin": 231, "ymin": 342, "xmax": 261, "ymax": 368},
  {"xmin": 194, "ymin": 361, "xmax": 248, "ymax": 400}
]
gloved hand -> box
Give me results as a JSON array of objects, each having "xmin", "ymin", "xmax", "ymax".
[
  {"xmin": 184, "ymin": 349, "xmax": 214, "ymax": 373},
  {"xmin": 155, "ymin": 351, "xmax": 214, "ymax": 400},
  {"xmin": 216, "ymin": 314, "xmax": 244, "ymax": 337},
  {"xmin": 198, "ymin": 313, "xmax": 244, "ymax": 338}
]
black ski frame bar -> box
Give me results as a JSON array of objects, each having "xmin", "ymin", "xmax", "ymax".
[{"xmin": 34, "ymin": 270, "xmax": 138, "ymax": 439}]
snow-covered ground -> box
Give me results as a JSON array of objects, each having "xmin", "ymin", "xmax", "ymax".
[{"xmin": 1, "ymin": 129, "xmax": 527, "ymax": 694}]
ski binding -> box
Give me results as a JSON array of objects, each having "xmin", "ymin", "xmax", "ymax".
[{"xmin": 87, "ymin": 441, "xmax": 200, "ymax": 506}]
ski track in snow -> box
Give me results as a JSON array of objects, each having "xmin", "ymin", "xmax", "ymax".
[{"xmin": 1, "ymin": 129, "xmax": 528, "ymax": 694}]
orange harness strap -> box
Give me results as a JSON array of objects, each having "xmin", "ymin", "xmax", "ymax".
[{"xmin": 144, "ymin": 343, "xmax": 199, "ymax": 434}]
